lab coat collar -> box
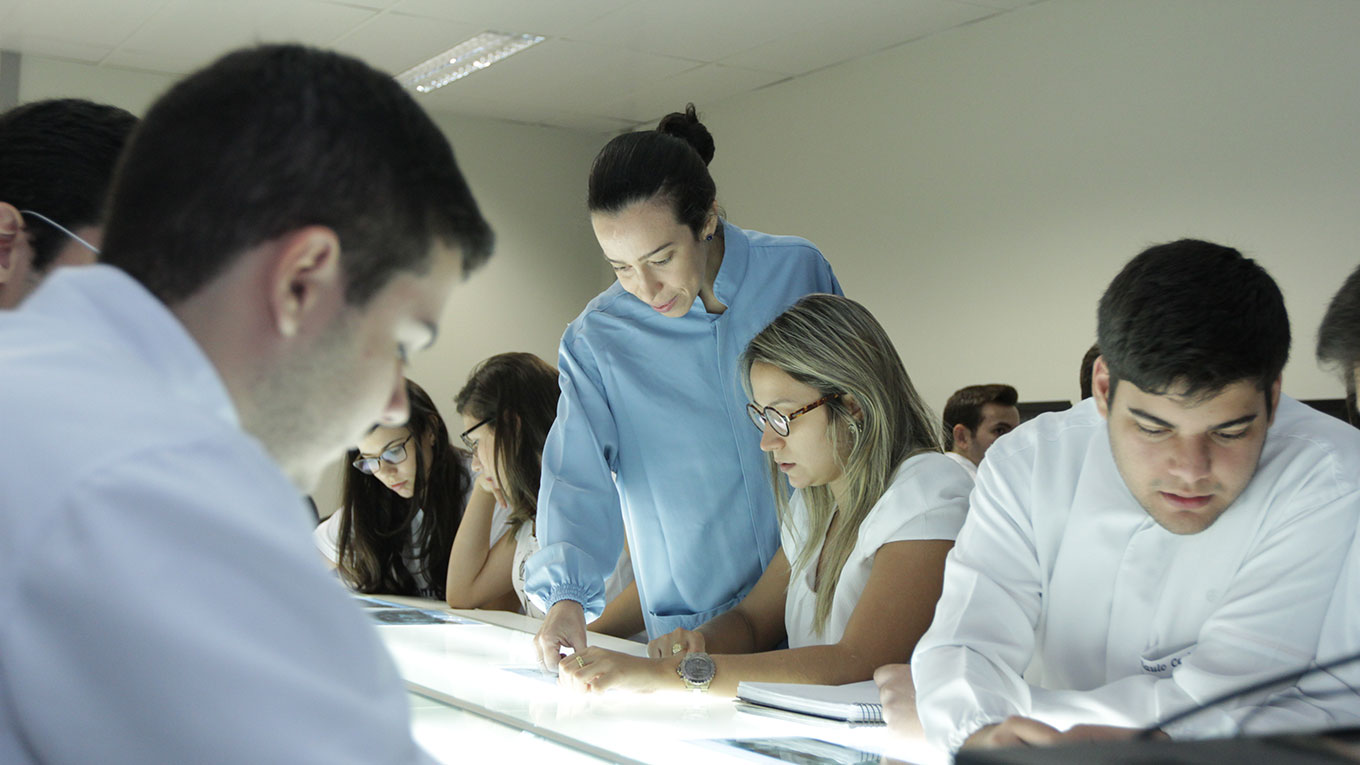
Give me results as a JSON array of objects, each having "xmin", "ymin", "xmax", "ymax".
[
  {"xmin": 708, "ymin": 220, "xmax": 748, "ymax": 310},
  {"xmin": 22, "ymin": 264, "xmax": 241, "ymax": 429}
]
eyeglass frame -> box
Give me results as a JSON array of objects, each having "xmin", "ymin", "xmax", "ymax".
[
  {"xmin": 351, "ymin": 433, "xmax": 414, "ymax": 475},
  {"xmin": 746, "ymin": 393, "xmax": 841, "ymax": 437},
  {"xmin": 18, "ymin": 210, "xmax": 101, "ymax": 256},
  {"xmin": 460, "ymin": 414, "xmax": 495, "ymax": 451}
]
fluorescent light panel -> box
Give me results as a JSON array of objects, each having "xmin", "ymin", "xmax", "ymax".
[{"xmin": 396, "ymin": 31, "xmax": 545, "ymax": 93}]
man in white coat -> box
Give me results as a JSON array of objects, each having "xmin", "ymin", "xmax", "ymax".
[
  {"xmin": 941, "ymin": 383, "xmax": 1021, "ymax": 479},
  {"xmin": 905, "ymin": 239, "xmax": 1360, "ymax": 753},
  {"xmin": 0, "ymin": 45, "xmax": 492, "ymax": 762}
]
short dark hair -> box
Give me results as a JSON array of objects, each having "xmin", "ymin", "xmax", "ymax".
[
  {"xmin": 943, "ymin": 384, "xmax": 1018, "ymax": 449},
  {"xmin": 587, "ymin": 103, "xmax": 716, "ymax": 238},
  {"xmin": 0, "ymin": 98, "xmax": 137, "ymax": 270},
  {"xmin": 1318, "ymin": 264, "xmax": 1360, "ymax": 387},
  {"xmin": 100, "ymin": 45, "xmax": 493, "ymax": 306},
  {"xmin": 1097, "ymin": 239, "xmax": 1289, "ymax": 404},
  {"xmin": 1079, "ymin": 343, "xmax": 1100, "ymax": 400}
]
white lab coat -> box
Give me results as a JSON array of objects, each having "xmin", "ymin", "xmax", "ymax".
[
  {"xmin": 1246, "ymin": 527, "xmax": 1360, "ymax": 733},
  {"xmin": 943, "ymin": 450, "xmax": 979, "ymax": 480},
  {"xmin": 0, "ymin": 267, "xmax": 432, "ymax": 764},
  {"xmin": 912, "ymin": 397, "xmax": 1360, "ymax": 752}
]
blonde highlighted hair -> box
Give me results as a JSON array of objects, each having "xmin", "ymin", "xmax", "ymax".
[{"xmin": 742, "ymin": 294, "xmax": 941, "ymax": 635}]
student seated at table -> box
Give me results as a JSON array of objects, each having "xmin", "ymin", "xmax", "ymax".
[
  {"xmin": 315, "ymin": 378, "xmax": 473, "ymax": 601},
  {"xmin": 558, "ymin": 294, "xmax": 971, "ymax": 693},
  {"xmin": 905, "ymin": 239, "xmax": 1360, "ymax": 753},
  {"xmin": 447, "ymin": 352, "xmax": 644, "ymax": 638}
]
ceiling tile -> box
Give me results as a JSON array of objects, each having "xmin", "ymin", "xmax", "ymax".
[
  {"xmin": 721, "ymin": 0, "xmax": 997, "ymax": 75},
  {"xmin": 956, "ymin": 0, "xmax": 1045, "ymax": 9},
  {"xmin": 0, "ymin": 0, "xmax": 163, "ymax": 51},
  {"xmin": 425, "ymin": 95, "xmax": 631, "ymax": 133},
  {"xmin": 2, "ymin": 0, "xmax": 1036, "ymax": 133},
  {"xmin": 389, "ymin": 0, "xmax": 635, "ymax": 37},
  {"xmin": 317, "ymin": 0, "xmax": 396, "ymax": 9},
  {"xmin": 329, "ymin": 11, "xmax": 481, "ymax": 74},
  {"xmin": 0, "ymin": 34, "xmax": 112, "ymax": 64},
  {"xmin": 601, "ymin": 63, "xmax": 789, "ymax": 125},
  {"xmin": 106, "ymin": 0, "xmax": 376, "ymax": 72},
  {"xmin": 565, "ymin": 0, "xmax": 822, "ymax": 63}
]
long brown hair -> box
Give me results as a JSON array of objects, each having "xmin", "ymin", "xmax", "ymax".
[
  {"xmin": 336, "ymin": 378, "xmax": 470, "ymax": 598},
  {"xmin": 454, "ymin": 353, "xmax": 560, "ymax": 531},
  {"xmin": 742, "ymin": 294, "xmax": 942, "ymax": 635}
]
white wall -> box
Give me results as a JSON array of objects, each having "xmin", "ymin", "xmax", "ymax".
[
  {"xmin": 14, "ymin": 55, "xmax": 612, "ymax": 513},
  {"xmin": 19, "ymin": 0, "xmax": 1360, "ymax": 502},
  {"xmin": 699, "ymin": 0, "xmax": 1360, "ymax": 414}
]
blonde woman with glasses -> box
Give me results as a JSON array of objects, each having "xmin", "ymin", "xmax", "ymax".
[{"xmin": 558, "ymin": 294, "xmax": 972, "ymax": 694}]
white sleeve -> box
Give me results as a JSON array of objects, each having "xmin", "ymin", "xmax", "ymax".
[
  {"xmin": 1239, "ymin": 530, "xmax": 1360, "ymax": 734},
  {"xmin": 911, "ymin": 450, "xmax": 1043, "ymax": 752},
  {"xmin": 314, "ymin": 507, "xmax": 342, "ymax": 563},
  {"xmin": 488, "ymin": 498, "xmax": 513, "ymax": 546},
  {"xmin": 5, "ymin": 440, "xmax": 434, "ymax": 764},
  {"xmin": 864, "ymin": 454, "xmax": 971, "ymax": 546}
]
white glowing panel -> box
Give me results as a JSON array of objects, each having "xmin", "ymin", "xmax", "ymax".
[{"xmin": 394, "ymin": 31, "xmax": 545, "ymax": 93}]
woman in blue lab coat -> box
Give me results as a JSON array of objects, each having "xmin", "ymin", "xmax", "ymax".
[{"xmin": 528, "ymin": 104, "xmax": 841, "ymax": 665}]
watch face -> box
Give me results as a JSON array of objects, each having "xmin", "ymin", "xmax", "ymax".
[{"xmin": 680, "ymin": 652, "xmax": 716, "ymax": 684}]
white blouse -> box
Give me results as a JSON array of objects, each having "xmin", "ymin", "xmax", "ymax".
[{"xmin": 781, "ymin": 451, "xmax": 973, "ymax": 648}]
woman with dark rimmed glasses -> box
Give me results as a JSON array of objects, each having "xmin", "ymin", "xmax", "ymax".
[
  {"xmin": 314, "ymin": 378, "xmax": 473, "ymax": 599},
  {"xmin": 558, "ymin": 294, "xmax": 973, "ymax": 695}
]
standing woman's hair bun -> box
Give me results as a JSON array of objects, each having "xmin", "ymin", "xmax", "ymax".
[
  {"xmin": 588, "ymin": 102, "xmax": 717, "ymax": 238},
  {"xmin": 656, "ymin": 104, "xmax": 715, "ymax": 167}
]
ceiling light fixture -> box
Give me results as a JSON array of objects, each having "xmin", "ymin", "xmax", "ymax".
[{"xmin": 395, "ymin": 31, "xmax": 545, "ymax": 93}]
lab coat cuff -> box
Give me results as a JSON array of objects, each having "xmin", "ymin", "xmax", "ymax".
[
  {"xmin": 545, "ymin": 584, "xmax": 604, "ymax": 622},
  {"xmin": 1160, "ymin": 706, "xmax": 1235, "ymax": 741},
  {"xmin": 950, "ymin": 714, "xmax": 1007, "ymax": 753}
]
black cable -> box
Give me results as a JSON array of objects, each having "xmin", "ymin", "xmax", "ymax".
[
  {"xmin": 1234, "ymin": 658, "xmax": 1360, "ymax": 735},
  {"xmin": 1137, "ymin": 648, "xmax": 1360, "ymax": 739}
]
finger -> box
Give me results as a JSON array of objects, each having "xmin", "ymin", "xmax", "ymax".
[
  {"xmin": 535, "ymin": 628, "xmax": 573, "ymax": 669},
  {"xmin": 584, "ymin": 669, "xmax": 612, "ymax": 692},
  {"xmin": 567, "ymin": 625, "xmax": 588, "ymax": 655},
  {"xmin": 556, "ymin": 653, "xmax": 583, "ymax": 688},
  {"xmin": 1062, "ymin": 725, "xmax": 1140, "ymax": 743},
  {"xmin": 563, "ymin": 657, "xmax": 598, "ymax": 693},
  {"xmin": 535, "ymin": 635, "xmax": 567, "ymax": 672},
  {"xmin": 874, "ymin": 663, "xmax": 910, "ymax": 688},
  {"xmin": 1005, "ymin": 717, "xmax": 1063, "ymax": 747}
]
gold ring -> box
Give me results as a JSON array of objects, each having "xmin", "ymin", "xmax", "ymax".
[
  {"xmin": 575, "ymin": 655, "xmax": 586, "ymax": 669},
  {"xmin": 671, "ymin": 642, "xmax": 683, "ymax": 655}
]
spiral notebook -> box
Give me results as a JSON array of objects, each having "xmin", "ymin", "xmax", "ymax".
[{"xmin": 735, "ymin": 680, "xmax": 884, "ymax": 724}]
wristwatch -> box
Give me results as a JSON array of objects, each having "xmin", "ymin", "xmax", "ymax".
[{"xmin": 676, "ymin": 651, "xmax": 716, "ymax": 691}]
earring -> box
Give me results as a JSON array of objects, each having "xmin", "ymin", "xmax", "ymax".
[
  {"xmin": 848, "ymin": 421, "xmax": 861, "ymax": 438},
  {"xmin": 705, "ymin": 233, "xmax": 713, "ymax": 241}
]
